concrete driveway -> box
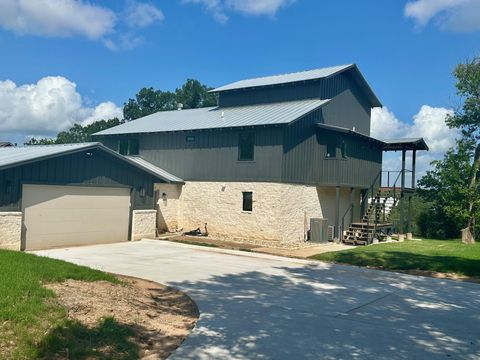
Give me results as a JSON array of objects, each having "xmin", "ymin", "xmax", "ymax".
[{"xmin": 34, "ymin": 240, "xmax": 480, "ymax": 360}]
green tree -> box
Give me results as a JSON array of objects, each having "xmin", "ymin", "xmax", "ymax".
[
  {"xmin": 175, "ymin": 79, "xmax": 217, "ymax": 109},
  {"xmin": 123, "ymin": 87, "xmax": 176, "ymax": 121},
  {"xmin": 123, "ymin": 79, "xmax": 217, "ymax": 121},
  {"xmin": 417, "ymin": 139, "xmax": 479, "ymax": 239},
  {"xmin": 445, "ymin": 57, "xmax": 480, "ymax": 243},
  {"xmin": 24, "ymin": 118, "xmax": 123, "ymax": 145}
]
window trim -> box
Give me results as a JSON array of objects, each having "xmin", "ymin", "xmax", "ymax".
[
  {"xmin": 238, "ymin": 132, "xmax": 255, "ymax": 162},
  {"xmin": 242, "ymin": 191, "xmax": 253, "ymax": 212}
]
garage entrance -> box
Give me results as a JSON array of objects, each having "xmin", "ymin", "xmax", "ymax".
[{"xmin": 22, "ymin": 184, "xmax": 131, "ymax": 250}]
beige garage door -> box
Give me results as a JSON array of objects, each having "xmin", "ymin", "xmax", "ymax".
[{"xmin": 22, "ymin": 184, "xmax": 131, "ymax": 250}]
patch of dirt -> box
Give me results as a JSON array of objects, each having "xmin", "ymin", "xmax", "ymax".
[
  {"xmin": 394, "ymin": 269, "xmax": 480, "ymax": 284},
  {"xmin": 45, "ymin": 276, "xmax": 199, "ymax": 359}
]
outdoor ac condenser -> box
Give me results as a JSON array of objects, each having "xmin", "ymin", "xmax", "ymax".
[{"xmin": 310, "ymin": 218, "xmax": 328, "ymax": 243}]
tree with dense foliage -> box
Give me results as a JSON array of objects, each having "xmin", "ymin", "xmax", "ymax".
[
  {"xmin": 417, "ymin": 139, "xmax": 479, "ymax": 239},
  {"xmin": 444, "ymin": 58, "xmax": 480, "ymax": 243},
  {"xmin": 25, "ymin": 118, "xmax": 123, "ymax": 145},
  {"xmin": 415, "ymin": 58, "xmax": 480, "ymax": 242},
  {"xmin": 123, "ymin": 79, "xmax": 217, "ymax": 121}
]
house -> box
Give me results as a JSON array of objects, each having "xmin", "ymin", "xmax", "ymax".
[
  {"xmin": 0, "ymin": 143, "xmax": 182, "ymax": 250},
  {"xmin": 0, "ymin": 142, "xmax": 13, "ymax": 147},
  {"xmin": 94, "ymin": 64, "xmax": 424, "ymax": 246},
  {"xmin": 0, "ymin": 64, "xmax": 427, "ymax": 251}
]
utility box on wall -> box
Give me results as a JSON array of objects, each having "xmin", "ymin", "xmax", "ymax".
[{"xmin": 310, "ymin": 218, "xmax": 329, "ymax": 243}]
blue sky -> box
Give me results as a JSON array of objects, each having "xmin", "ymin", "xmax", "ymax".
[{"xmin": 0, "ymin": 0, "xmax": 479, "ymax": 175}]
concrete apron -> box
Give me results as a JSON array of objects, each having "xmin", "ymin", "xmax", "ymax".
[{"xmin": 33, "ymin": 240, "xmax": 480, "ymax": 360}]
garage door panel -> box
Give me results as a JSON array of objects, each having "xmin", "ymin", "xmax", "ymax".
[{"xmin": 22, "ymin": 184, "xmax": 131, "ymax": 250}]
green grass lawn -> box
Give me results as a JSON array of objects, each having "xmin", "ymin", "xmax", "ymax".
[
  {"xmin": 0, "ymin": 249, "xmax": 138, "ymax": 359},
  {"xmin": 310, "ymin": 239, "xmax": 480, "ymax": 278}
]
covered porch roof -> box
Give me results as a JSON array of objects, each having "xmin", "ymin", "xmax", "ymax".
[{"xmin": 382, "ymin": 138, "xmax": 429, "ymax": 151}]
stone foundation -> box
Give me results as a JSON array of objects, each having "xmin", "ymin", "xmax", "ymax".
[
  {"xmin": 156, "ymin": 182, "xmax": 357, "ymax": 245},
  {"xmin": 0, "ymin": 212, "xmax": 22, "ymax": 250},
  {"xmin": 131, "ymin": 210, "xmax": 157, "ymax": 240}
]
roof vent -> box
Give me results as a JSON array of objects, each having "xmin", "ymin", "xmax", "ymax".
[
  {"xmin": 177, "ymin": 103, "xmax": 183, "ymax": 111},
  {"xmin": 221, "ymin": 111, "xmax": 225, "ymax": 119},
  {"xmin": 352, "ymin": 126, "xmax": 356, "ymax": 132}
]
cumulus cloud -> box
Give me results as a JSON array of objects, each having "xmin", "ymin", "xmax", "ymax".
[
  {"xmin": 125, "ymin": 1, "xmax": 164, "ymax": 28},
  {"xmin": 183, "ymin": 0, "xmax": 295, "ymax": 23},
  {"xmin": 0, "ymin": 0, "xmax": 165, "ymax": 50},
  {"xmin": 372, "ymin": 105, "xmax": 459, "ymax": 180},
  {"xmin": 405, "ymin": 0, "xmax": 480, "ymax": 32},
  {"xmin": 0, "ymin": 0, "xmax": 116, "ymax": 39},
  {"xmin": 0, "ymin": 76, "xmax": 123, "ymax": 138}
]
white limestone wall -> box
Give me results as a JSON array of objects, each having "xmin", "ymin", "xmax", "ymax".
[
  {"xmin": 155, "ymin": 184, "xmax": 182, "ymax": 232},
  {"xmin": 131, "ymin": 210, "xmax": 157, "ymax": 240},
  {"xmin": 155, "ymin": 181, "xmax": 355, "ymax": 245},
  {"xmin": 0, "ymin": 212, "xmax": 22, "ymax": 250}
]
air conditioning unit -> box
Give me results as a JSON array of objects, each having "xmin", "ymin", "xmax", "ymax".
[{"xmin": 310, "ymin": 218, "xmax": 329, "ymax": 243}]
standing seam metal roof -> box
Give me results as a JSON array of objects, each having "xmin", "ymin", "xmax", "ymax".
[
  {"xmin": 0, "ymin": 143, "xmax": 183, "ymax": 183},
  {"xmin": 94, "ymin": 99, "xmax": 330, "ymax": 136},
  {"xmin": 211, "ymin": 64, "xmax": 353, "ymax": 92}
]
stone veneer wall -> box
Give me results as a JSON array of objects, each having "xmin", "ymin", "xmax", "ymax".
[
  {"xmin": 131, "ymin": 210, "xmax": 157, "ymax": 240},
  {"xmin": 0, "ymin": 212, "xmax": 22, "ymax": 250},
  {"xmin": 155, "ymin": 181, "xmax": 356, "ymax": 245}
]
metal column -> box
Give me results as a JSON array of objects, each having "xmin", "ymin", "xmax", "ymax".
[
  {"xmin": 334, "ymin": 186, "xmax": 340, "ymax": 240},
  {"xmin": 399, "ymin": 148, "xmax": 406, "ymax": 234}
]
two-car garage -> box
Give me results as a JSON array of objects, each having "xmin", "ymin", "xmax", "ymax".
[{"xmin": 0, "ymin": 143, "xmax": 183, "ymax": 251}]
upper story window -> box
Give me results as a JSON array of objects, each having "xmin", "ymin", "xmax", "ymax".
[
  {"xmin": 340, "ymin": 140, "xmax": 347, "ymax": 158},
  {"xmin": 119, "ymin": 138, "xmax": 139, "ymax": 155},
  {"xmin": 326, "ymin": 142, "xmax": 336, "ymax": 158},
  {"xmin": 238, "ymin": 132, "xmax": 255, "ymax": 161}
]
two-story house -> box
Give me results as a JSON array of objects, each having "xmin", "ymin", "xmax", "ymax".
[{"xmin": 94, "ymin": 64, "xmax": 394, "ymax": 246}]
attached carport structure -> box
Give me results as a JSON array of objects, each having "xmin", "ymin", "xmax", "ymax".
[{"xmin": 0, "ymin": 142, "xmax": 183, "ymax": 251}]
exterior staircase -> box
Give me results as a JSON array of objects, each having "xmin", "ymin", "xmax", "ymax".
[{"xmin": 343, "ymin": 187, "xmax": 402, "ymax": 246}]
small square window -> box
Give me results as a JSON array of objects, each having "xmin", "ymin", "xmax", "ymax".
[
  {"xmin": 326, "ymin": 143, "xmax": 336, "ymax": 158},
  {"xmin": 119, "ymin": 138, "xmax": 139, "ymax": 155},
  {"xmin": 238, "ymin": 132, "xmax": 255, "ymax": 161},
  {"xmin": 242, "ymin": 192, "xmax": 253, "ymax": 212}
]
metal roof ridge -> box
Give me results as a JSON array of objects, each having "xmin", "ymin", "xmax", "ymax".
[{"xmin": 210, "ymin": 64, "xmax": 354, "ymax": 92}]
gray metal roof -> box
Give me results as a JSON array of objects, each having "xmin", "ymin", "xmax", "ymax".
[
  {"xmin": 94, "ymin": 99, "xmax": 330, "ymax": 136},
  {"xmin": 383, "ymin": 138, "xmax": 429, "ymax": 151},
  {"xmin": 0, "ymin": 142, "xmax": 184, "ymax": 183},
  {"xmin": 0, "ymin": 143, "xmax": 96, "ymax": 170},
  {"xmin": 211, "ymin": 64, "xmax": 353, "ymax": 92},
  {"xmin": 126, "ymin": 156, "xmax": 184, "ymax": 183},
  {"xmin": 316, "ymin": 123, "xmax": 385, "ymax": 146}
]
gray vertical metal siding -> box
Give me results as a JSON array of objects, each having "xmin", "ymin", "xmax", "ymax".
[
  {"xmin": 281, "ymin": 109, "xmax": 382, "ymax": 187},
  {"xmin": 218, "ymin": 71, "xmax": 356, "ymax": 107},
  {"xmin": 133, "ymin": 127, "xmax": 284, "ymax": 181},
  {"xmin": 0, "ymin": 149, "xmax": 156, "ymax": 211}
]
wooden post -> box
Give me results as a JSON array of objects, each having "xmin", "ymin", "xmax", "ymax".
[{"xmin": 334, "ymin": 186, "xmax": 340, "ymax": 240}]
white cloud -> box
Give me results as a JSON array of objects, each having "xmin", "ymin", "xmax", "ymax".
[
  {"xmin": 81, "ymin": 101, "xmax": 123, "ymax": 126},
  {"xmin": 125, "ymin": 1, "xmax": 164, "ymax": 28},
  {"xmin": 0, "ymin": 0, "xmax": 165, "ymax": 50},
  {"xmin": 405, "ymin": 0, "xmax": 480, "ymax": 32},
  {"xmin": 372, "ymin": 105, "xmax": 459, "ymax": 180},
  {"xmin": 0, "ymin": 76, "xmax": 123, "ymax": 137},
  {"xmin": 183, "ymin": 0, "xmax": 295, "ymax": 23},
  {"xmin": 0, "ymin": 0, "xmax": 116, "ymax": 39}
]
